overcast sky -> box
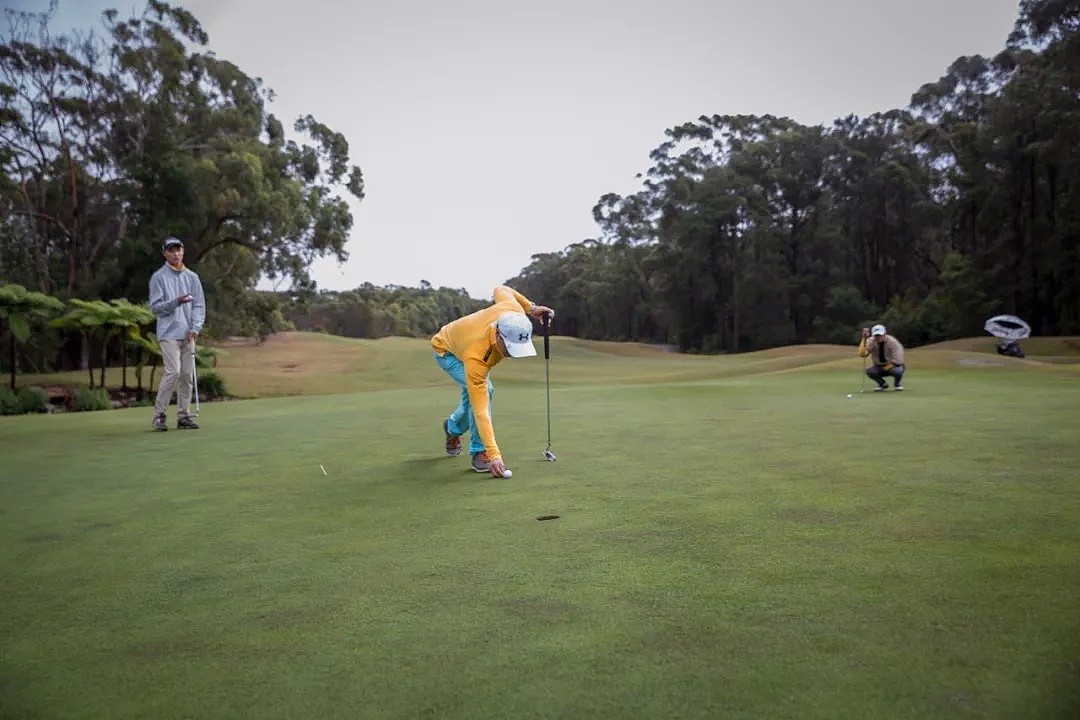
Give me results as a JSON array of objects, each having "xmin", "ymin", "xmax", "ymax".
[{"xmin": 12, "ymin": 0, "xmax": 1020, "ymax": 299}]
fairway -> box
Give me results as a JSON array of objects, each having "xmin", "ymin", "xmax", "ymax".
[{"xmin": 2, "ymin": 338, "xmax": 1079, "ymax": 719}]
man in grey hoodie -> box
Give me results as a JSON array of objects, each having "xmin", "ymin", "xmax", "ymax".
[{"xmin": 149, "ymin": 237, "xmax": 206, "ymax": 430}]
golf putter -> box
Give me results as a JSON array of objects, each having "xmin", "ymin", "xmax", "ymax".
[
  {"xmin": 191, "ymin": 345, "xmax": 200, "ymax": 416},
  {"xmin": 541, "ymin": 312, "xmax": 556, "ymax": 462}
]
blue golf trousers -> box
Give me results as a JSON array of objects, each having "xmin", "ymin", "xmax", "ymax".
[{"xmin": 434, "ymin": 351, "xmax": 493, "ymax": 456}]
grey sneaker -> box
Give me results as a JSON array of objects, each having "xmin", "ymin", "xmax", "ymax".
[
  {"xmin": 894, "ymin": 383, "xmax": 904, "ymax": 391},
  {"xmin": 152, "ymin": 413, "xmax": 168, "ymax": 432},
  {"xmin": 470, "ymin": 452, "xmax": 491, "ymax": 473},
  {"xmin": 177, "ymin": 415, "xmax": 200, "ymax": 430},
  {"xmin": 443, "ymin": 419, "xmax": 462, "ymax": 457},
  {"xmin": 873, "ymin": 385, "xmax": 887, "ymax": 392}
]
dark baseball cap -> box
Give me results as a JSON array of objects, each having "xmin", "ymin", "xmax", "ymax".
[{"xmin": 162, "ymin": 237, "xmax": 184, "ymax": 249}]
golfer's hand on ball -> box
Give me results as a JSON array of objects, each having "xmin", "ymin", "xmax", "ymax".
[{"xmin": 490, "ymin": 458, "xmax": 510, "ymax": 478}]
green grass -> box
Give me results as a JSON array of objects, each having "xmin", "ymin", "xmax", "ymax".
[{"xmin": 2, "ymin": 337, "xmax": 1079, "ymax": 719}]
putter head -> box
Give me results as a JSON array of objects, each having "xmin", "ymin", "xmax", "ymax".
[{"xmin": 542, "ymin": 450, "xmax": 557, "ymax": 462}]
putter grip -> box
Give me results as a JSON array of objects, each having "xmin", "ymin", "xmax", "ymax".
[{"xmin": 542, "ymin": 313, "xmax": 550, "ymax": 359}]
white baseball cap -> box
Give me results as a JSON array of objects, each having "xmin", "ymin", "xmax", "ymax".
[
  {"xmin": 871, "ymin": 324, "xmax": 886, "ymax": 336},
  {"xmin": 496, "ymin": 311, "xmax": 537, "ymax": 358}
]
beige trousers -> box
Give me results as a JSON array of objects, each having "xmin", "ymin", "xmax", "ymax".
[{"xmin": 154, "ymin": 338, "xmax": 195, "ymax": 417}]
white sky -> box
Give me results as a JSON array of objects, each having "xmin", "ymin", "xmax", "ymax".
[{"xmin": 11, "ymin": 0, "xmax": 1020, "ymax": 299}]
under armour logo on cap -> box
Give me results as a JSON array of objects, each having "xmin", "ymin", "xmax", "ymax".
[{"xmin": 496, "ymin": 311, "xmax": 538, "ymax": 358}]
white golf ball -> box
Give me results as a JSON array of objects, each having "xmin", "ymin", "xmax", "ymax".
[
  {"xmin": 846, "ymin": 394, "xmax": 852, "ymax": 399},
  {"xmin": 503, "ymin": 470, "xmax": 513, "ymax": 478}
]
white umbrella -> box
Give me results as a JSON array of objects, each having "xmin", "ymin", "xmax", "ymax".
[{"xmin": 984, "ymin": 315, "xmax": 1031, "ymax": 341}]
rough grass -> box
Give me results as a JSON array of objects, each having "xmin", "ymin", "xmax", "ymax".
[{"xmin": 2, "ymin": 335, "xmax": 1079, "ymax": 719}]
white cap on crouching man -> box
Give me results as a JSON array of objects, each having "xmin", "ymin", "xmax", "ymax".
[
  {"xmin": 871, "ymin": 324, "xmax": 886, "ymax": 336},
  {"xmin": 496, "ymin": 311, "xmax": 537, "ymax": 358}
]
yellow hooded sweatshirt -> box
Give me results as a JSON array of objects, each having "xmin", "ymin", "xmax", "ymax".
[{"xmin": 431, "ymin": 286, "xmax": 536, "ymax": 461}]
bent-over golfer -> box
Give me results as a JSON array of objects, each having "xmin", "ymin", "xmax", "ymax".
[{"xmin": 432, "ymin": 286, "xmax": 553, "ymax": 478}]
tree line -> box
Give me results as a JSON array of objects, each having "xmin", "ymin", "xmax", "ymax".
[
  {"xmin": 3, "ymin": 1, "xmax": 1079, "ymax": 378},
  {"xmin": 1, "ymin": 0, "xmax": 363, "ymax": 373},
  {"xmin": 506, "ymin": 1, "xmax": 1080, "ymax": 352},
  {"xmin": 285, "ymin": 282, "xmax": 486, "ymax": 340}
]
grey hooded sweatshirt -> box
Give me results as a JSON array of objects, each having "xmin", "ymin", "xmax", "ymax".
[{"xmin": 149, "ymin": 264, "xmax": 206, "ymax": 340}]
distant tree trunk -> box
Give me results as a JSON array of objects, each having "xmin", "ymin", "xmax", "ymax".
[
  {"xmin": 80, "ymin": 334, "xmax": 90, "ymax": 375},
  {"xmin": 134, "ymin": 347, "xmax": 144, "ymax": 401},
  {"xmin": 84, "ymin": 333, "xmax": 94, "ymax": 388},
  {"xmin": 7, "ymin": 324, "xmax": 16, "ymax": 391},
  {"xmin": 732, "ymin": 275, "xmax": 740, "ymax": 354},
  {"xmin": 99, "ymin": 336, "xmax": 108, "ymax": 389}
]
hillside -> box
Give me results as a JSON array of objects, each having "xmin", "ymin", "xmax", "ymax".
[
  {"xmin": 15, "ymin": 332, "xmax": 1077, "ymax": 402},
  {"xmin": 210, "ymin": 332, "xmax": 1080, "ymax": 399}
]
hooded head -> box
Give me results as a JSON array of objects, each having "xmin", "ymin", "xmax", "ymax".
[{"xmin": 496, "ymin": 311, "xmax": 537, "ymax": 358}]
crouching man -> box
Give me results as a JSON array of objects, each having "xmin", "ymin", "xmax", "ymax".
[{"xmin": 859, "ymin": 324, "xmax": 905, "ymax": 391}]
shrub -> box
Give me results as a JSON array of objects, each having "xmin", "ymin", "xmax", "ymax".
[
  {"xmin": 0, "ymin": 387, "xmax": 20, "ymax": 415},
  {"xmin": 811, "ymin": 284, "xmax": 880, "ymax": 344},
  {"xmin": 72, "ymin": 388, "xmax": 112, "ymax": 412},
  {"xmin": 17, "ymin": 387, "xmax": 48, "ymax": 414},
  {"xmin": 195, "ymin": 370, "xmax": 228, "ymax": 399}
]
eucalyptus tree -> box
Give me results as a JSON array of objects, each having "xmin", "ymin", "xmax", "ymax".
[
  {"xmin": 1004, "ymin": 1, "xmax": 1080, "ymax": 332},
  {"xmin": 1, "ymin": 1, "xmax": 365, "ymax": 313},
  {"xmin": 614, "ymin": 114, "xmax": 847, "ymax": 349},
  {"xmin": 909, "ymin": 19, "xmax": 1080, "ymax": 335},
  {"xmin": 828, "ymin": 111, "xmax": 942, "ymax": 307}
]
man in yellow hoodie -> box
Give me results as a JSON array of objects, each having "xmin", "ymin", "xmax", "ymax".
[{"xmin": 431, "ymin": 286, "xmax": 554, "ymax": 478}]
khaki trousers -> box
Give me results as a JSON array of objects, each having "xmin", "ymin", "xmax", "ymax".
[{"xmin": 154, "ymin": 338, "xmax": 195, "ymax": 417}]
